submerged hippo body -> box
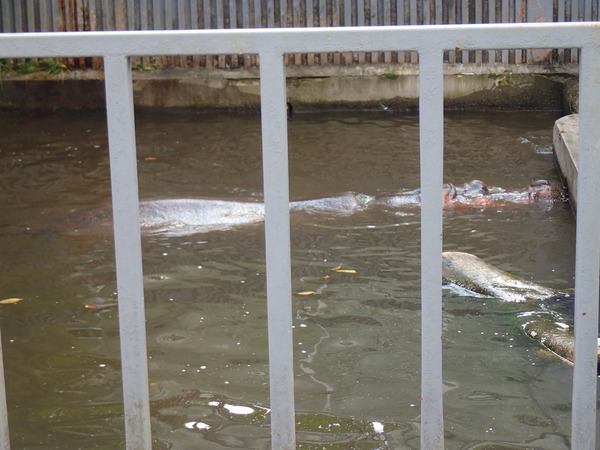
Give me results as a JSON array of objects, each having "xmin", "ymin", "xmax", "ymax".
[
  {"xmin": 58, "ymin": 193, "xmax": 367, "ymax": 236},
  {"xmin": 442, "ymin": 251, "xmax": 599, "ymax": 367},
  {"xmin": 46, "ymin": 180, "xmax": 563, "ymax": 236},
  {"xmin": 139, "ymin": 199, "xmax": 266, "ymax": 234},
  {"xmin": 138, "ymin": 193, "xmax": 365, "ymax": 234},
  {"xmin": 442, "ymin": 251, "xmax": 557, "ymax": 302},
  {"xmin": 374, "ymin": 179, "xmax": 562, "ymax": 210}
]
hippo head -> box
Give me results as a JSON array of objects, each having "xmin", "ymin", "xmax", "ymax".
[
  {"xmin": 442, "ymin": 184, "xmax": 457, "ymax": 207},
  {"xmin": 460, "ymin": 180, "xmax": 489, "ymax": 196},
  {"xmin": 526, "ymin": 180, "xmax": 561, "ymax": 203},
  {"xmin": 444, "ymin": 180, "xmax": 491, "ymax": 208}
]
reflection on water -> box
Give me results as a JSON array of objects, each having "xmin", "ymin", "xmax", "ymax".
[{"xmin": 0, "ymin": 110, "xmax": 583, "ymax": 448}]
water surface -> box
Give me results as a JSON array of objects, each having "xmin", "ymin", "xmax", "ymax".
[{"xmin": 0, "ymin": 110, "xmax": 584, "ymax": 449}]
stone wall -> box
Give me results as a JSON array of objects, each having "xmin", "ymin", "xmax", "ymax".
[{"xmin": 0, "ymin": 64, "xmax": 578, "ymax": 113}]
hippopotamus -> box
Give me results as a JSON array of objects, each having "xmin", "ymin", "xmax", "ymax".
[
  {"xmin": 374, "ymin": 179, "xmax": 561, "ymax": 209},
  {"xmin": 29, "ymin": 180, "xmax": 563, "ymax": 236},
  {"xmin": 442, "ymin": 251, "xmax": 599, "ymax": 367},
  {"xmin": 56, "ymin": 192, "xmax": 367, "ymax": 236}
]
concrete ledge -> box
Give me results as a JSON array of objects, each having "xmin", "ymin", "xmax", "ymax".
[
  {"xmin": 0, "ymin": 64, "xmax": 577, "ymax": 112},
  {"xmin": 553, "ymin": 114, "xmax": 579, "ymax": 210}
]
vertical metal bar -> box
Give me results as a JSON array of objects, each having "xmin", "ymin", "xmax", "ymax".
[
  {"xmin": 319, "ymin": 0, "xmax": 328, "ymax": 64},
  {"xmin": 216, "ymin": 0, "xmax": 225, "ymax": 67},
  {"xmin": 126, "ymin": 0, "xmax": 136, "ymax": 29},
  {"xmin": 280, "ymin": 0, "xmax": 287, "ymax": 27},
  {"xmin": 26, "ymin": 0, "xmax": 35, "ymax": 31},
  {"xmin": 344, "ymin": 0, "xmax": 352, "ymax": 24},
  {"xmin": 178, "ymin": 0, "xmax": 189, "ymax": 66},
  {"xmin": 216, "ymin": 0, "xmax": 224, "ymax": 29},
  {"xmin": 259, "ymin": 49, "xmax": 296, "ymax": 450},
  {"xmin": 229, "ymin": 0, "xmax": 238, "ymax": 67},
  {"xmin": 179, "ymin": 0, "xmax": 188, "ymax": 28},
  {"xmin": 418, "ymin": 48, "xmax": 444, "ymax": 450},
  {"xmin": 203, "ymin": 0, "xmax": 211, "ymax": 28},
  {"xmin": 342, "ymin": 0, "xmax": 353, "ymax": 65},
  {"xmin": 115, "ymin": 0, "xmax": 127, "ymax": 30},
  {"xmin": 39, "ymin": 0, "xmax": 51, "ymax": 31},
  {"xmin": 227, "ymin": 0, "xmax": 234, "ymax": 28},
  {"xmin": 571, "ymin": 44, "xmax": 600, "ymax": 450},
  {"xmin": 481, "ymin": 0, "xmax": 489, "ymax": 62},
  {"xmin": 384, "ymin": 0, "xmax": 392, "ymax": 63},
  {"xmin": 357, "ymin": 0, "xmax": 365, "ymax": 63},
  {"xmin": 357, "ymin": 0, "xmax": 365, "ymax": 24},
  {"xmin": 1, "ymin": 1, "xmax": 12, "ymax": 33},
  {"xmin": 254, "ymin": 0, "xmax": 262, "ymax": 27},
  {"xmin": 333, "ymin": 0, "xmax": 342, "ymax": 64},
  {"xmin": 140, "ymin": 0, "xmax": 148, "ymax": 29},
  {"xmin": 153, "ymin": 0, "xmax": 162, "ymax": 29},
  {"xmin": 203, "ymin": 0, "xmax": 213, "ymax": 67},
  {"xmin": 103, "ymin": 55, "xmax": 152, "ymax": 450},
  {"xmin": 0, "ymin": 328, "xmax": 10, "ymax": 450},
  {"xmin": 370, "ymin": 0, "xmax": 378, "ymax": 63},
  {"xmin": 242, "ymin": 0, "xmax": 249, "ymax": 27},
  {"xmin": 306, "ymin": 0, "xmax": 315, "ymax": 64},
  {"xmin": 14, "ymin": 0, "xmax": 23, "ymax": 32},
  {"xmin": 101, "ymin": 0, "xmax": 111, "ymax": 29},
  {"xmin": 165, "ymin": 0, "xmax": 174, "ymax": 29},
  {"xmin": 447, "ymin": 0, "xmax": 456, "ymax": 62},
  {"xmin": 267, "ymin": 0, "xmax": 275, "ymax": 26}
]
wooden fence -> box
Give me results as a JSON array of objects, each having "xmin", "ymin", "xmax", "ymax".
[{"xmin": 1, "ymin": 0, "xmax": 597, "ymax": 69}]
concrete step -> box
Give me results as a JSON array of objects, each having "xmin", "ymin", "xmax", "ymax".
[{"xmin": 553, "ymin": 113, "xmax": 579, "ymax": 211}]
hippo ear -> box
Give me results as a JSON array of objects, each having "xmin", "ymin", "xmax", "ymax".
[
  {"xmin": 530, "ymin": 180, "xmax": 549, "ymax": 188},
  {"xmin": 448, "ymin": 184, "xmax": 457, "ymax": 199}
]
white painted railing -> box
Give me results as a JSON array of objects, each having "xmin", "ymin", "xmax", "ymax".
[{"xmin": 0, "ymin": 23, "xmax": 599, "ymax": 449}]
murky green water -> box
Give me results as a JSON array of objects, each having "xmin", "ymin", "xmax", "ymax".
[{"xmin": 0, "ymin": 110, "xmax": 587, "ymax": 449}]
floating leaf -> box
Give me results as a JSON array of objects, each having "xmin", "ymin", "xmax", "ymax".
[
  {"xmin": 322, "ymin": 275, "xmax": 331, "ymax": 280},
  {"xmin": 334, "ymin": 269, "xmax": 357, "ymax": 274},
  {"xmin": 0, "ymin": 298, "xmax": 23, "ymax": 305},
  {"xmin": 85, "ymin": 303, "xmax": 117, "ymax": 311},
  {"xmin": 331, "ymin": 265, "xmax": 342, "ymax": 271},
  {"xmin": 144, "ymin": 157, "xmax": 158, "ymax": 161},
  {"xmin": 296, "ymin": 291, "xmax": 315, "ymax": 296}
]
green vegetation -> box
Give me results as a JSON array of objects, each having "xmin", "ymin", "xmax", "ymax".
[
  {"xmin": 0, "ymin": 58, "xmax": 68, "ymax": 75},
  {"xmin": 380, "ymin": 72, "xmax": 399, "ymax": 79},
  {"xmin": 131, "ymin": 61, "xmax": 160, "ymax": 72}
]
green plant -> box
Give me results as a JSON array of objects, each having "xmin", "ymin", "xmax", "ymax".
[
  {"xmin": 0, "ymin": 59, "xmax": 11, "ymax": 73},
  {"xmin": 13, "ymin": 60, "xmax": 37, "ymax": 74},
  {"xmin": 0, "ymin": 58, "xmax": 68, "ymax": 75},
  {"xmin": 39, "ymin": 59, "xmax": 68, "ymax": 74},
  {"xmin": 131, "ymin": 61, "xmax": 159, "ymax": 71}
]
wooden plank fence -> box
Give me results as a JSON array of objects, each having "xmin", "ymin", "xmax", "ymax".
[{"xmin": 0, "ymin": 0, "xmax": 596, "ymax": 69}]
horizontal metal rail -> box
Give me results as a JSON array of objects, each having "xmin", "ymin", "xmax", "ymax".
[
  {"xmin": 0, "ymin": 0, "xmax": 594, "ymax": 67},
  {"xmin": 0, "ymin": 22, "xmax": 598, "ymax": 449}
]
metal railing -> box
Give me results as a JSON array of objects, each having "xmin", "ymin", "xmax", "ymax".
[
  {"xmin": 0, "ymin": 0, "xmax": 597, "ymax": 67},
  {"xmin": 0, "ymin": 23, "xmax": 599, "ymax": 449}
]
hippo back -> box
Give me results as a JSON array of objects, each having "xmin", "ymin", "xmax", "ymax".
[{"xmin": 138, "ymin": 198, "xmax": 266, "ymax": 234}]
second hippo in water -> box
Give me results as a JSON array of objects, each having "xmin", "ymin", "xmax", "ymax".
[
  {"xmin": 374, "ymin": 179, "xmax": 562, "ymax": 209},
  {"xmin": 36, "ymin": 180, "xmax": 564, "ymax": 236},
  {"xmin": 442, "ymin": 251, "xmax": 599, "ymax": 367}
]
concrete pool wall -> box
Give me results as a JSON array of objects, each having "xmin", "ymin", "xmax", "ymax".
[
  {"xmin": 0, "ymin": 63, "xmax": 579, "ymax": 113},
  {"xmin": 553, "ymin": 114, "xmax": 579, "ymax": 211}
]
